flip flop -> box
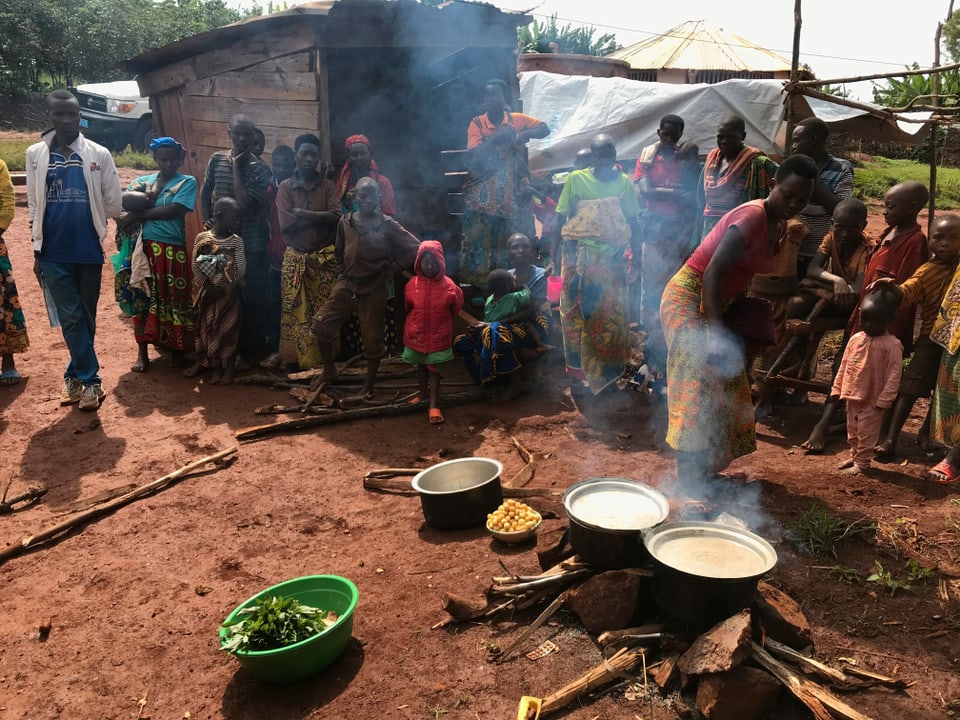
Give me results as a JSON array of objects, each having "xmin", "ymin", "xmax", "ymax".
[
  {"xmin": 929, "ymin": 458, "xmax": 959, "ymax": 486},
  {"xmin": 1, "ymin": 369, "xmax": 21, "ymax": 386},
  {"xmin": 429, "ymin": 408, "xmax": 444, "ymax": 425}
]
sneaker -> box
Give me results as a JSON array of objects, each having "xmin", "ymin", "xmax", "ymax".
[
  {"xmin": 78, "ymin": 383, "xmax": 106, "ymax": 411},
  {"xmin": 60, "ymin": 378, "xmax": 83, "ymax": 405}
]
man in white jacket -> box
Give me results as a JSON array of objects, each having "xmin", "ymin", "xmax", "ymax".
[{"xmin": 27, "ymin": 89, "xmax": 122, "ymax": 411}]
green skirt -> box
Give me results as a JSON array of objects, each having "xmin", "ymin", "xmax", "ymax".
[{"xmin": 402, "ymin": 346, "xmax": 453, "ymax": 366}]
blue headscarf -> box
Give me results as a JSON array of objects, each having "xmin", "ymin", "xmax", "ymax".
[{"xmin": 149, "ymin": 136, "xmax": 186, "ymax": 158}]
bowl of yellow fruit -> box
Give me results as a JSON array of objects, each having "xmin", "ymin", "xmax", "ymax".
[{"xmin": 486, "ymin": 499, "xmax": 542, "ymax": 543}]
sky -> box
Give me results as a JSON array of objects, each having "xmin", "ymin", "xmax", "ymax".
[{"xmin": 229, "ymin": 0, "xmax": 954, "ymax": 100}]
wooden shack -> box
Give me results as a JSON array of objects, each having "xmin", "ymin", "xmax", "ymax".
[{"xmin": 126, "ymin": 0, "xmax": 530, "ymax": 245}]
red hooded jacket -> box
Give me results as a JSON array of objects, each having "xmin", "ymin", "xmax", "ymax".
[{"xmin": 404, "ymin": 241, "xmax": 464, "ymax": 354}]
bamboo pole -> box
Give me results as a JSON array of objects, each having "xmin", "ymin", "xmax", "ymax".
[
  {"xmin": 0, "ymin": 447, "xmax": 238, "ymax": 566},
  {"xmin": 796, "ymin": 86, "xmax": 931, "ymax": 123}
]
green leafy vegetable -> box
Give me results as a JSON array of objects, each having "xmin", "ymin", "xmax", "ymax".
[{"xmin": 220, "ymin": 595, "xmax": 338, "ymax": 653}]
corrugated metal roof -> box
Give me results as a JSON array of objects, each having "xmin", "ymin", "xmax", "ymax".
[{"xmin": 611, "ymin": 20, "xmax": 792, "ymax": 72}]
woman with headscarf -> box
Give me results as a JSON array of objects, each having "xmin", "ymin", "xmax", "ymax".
[
  {"xmin": 336, "ymin": 134, "xmax": 400, "ymax": 358},
  {"xmin": 116, "ymin": 136, "xmax": 197, "ymax": 371},
  {"xmin": 336, "ymin": 134, "xmax": 396, "ymax": 216},
  {"xmin": 697, "ymin": 116, "xmax": 778, "ymax": 243},
  {"xmin": 551, "ymin": 134, "xmax": 641, "ymax": 395},
  {"xmin": 460, "ymin": 78, "xmax": 549, "ymax": 286}
]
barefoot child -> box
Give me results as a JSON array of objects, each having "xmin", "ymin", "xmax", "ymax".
[
  {"xmin": 310, "ymin": 176, "xmax": 420, "ymax": 397},
  {"xmin": 873, "ymin": 214, "xmax": 960, "ymax": 459},
  {"xmin": 802, "ymin": 181, "xmax": 929, "ymax": 452},
  {"xmin": 402, "ymin": 241, "xmax": 464, "ymax": 424},
  {"xmin": 831, "ymin": 288, "xmax": 903, "ymax": 474},
  {"xmin": 183, "ymin": 198, "xmax": 245, "ymax": 385}
]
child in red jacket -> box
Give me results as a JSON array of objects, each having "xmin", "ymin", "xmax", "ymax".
[{"xmin": 403, "ymin": 241, "xmax": 464, "ymax": 424}]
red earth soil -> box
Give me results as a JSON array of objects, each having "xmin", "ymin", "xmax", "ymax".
[{"xmin": 1, "ymin": 163, "xmax": 958, "ymax": 720}]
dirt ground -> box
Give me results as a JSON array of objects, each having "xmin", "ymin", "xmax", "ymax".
[{"xmin": 1, "ymin": 163, "xmax": 959, "ymax": 720}]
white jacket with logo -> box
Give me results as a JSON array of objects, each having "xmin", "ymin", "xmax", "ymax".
[{"xmin": 26, "ymin": 131, "xmax": 123, "ymax": 255}]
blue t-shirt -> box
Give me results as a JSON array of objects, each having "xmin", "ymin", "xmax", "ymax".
[
  {"xmin": 129, "ymin": 172, "xmax": 197, "ymax": 247},
  {"xmin": 40, "ymin": 151, "xmax": 102, "ymax": 264}
]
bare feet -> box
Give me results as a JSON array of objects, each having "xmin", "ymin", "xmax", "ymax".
[
  {"xmin": 219, "ymin": 366, "xmax": 235, "ymax": 385},
  {"xmin": 916, "ymin": 434, "xmax": 938, "ymax": 453},
  {"xmin": 837, "ymin": 458, "xmax": 854, "ymax": 470},
  {"xmin": 874, "ymin": 439, "xmax": 896, "ymax": 462},
  {"xmin": 801, "ymin": 426, "xmax": 828, "ymax": 453},
  {"xmin": 209, "ymin": 368, "xmax": 223, "ymax": 385},
  {"xmin": 182, "ymin": 362, "xmax": 203, "ymax": 378},
  {"xmin": 840, "ymin": 464, "xmax": 867, "ymax": 476},
  {"xmin": 309, "ymin": 366, "xmax": 339, "ymax": 391},
  {"xmin": 131, "ymin": 357, "xmax": 150, "ymax": 373}
]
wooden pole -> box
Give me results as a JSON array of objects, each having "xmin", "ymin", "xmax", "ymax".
[
  {"xmin": 0, "ymin": 447, "xmax": 238, "ymax": 566},
  {"xmin": 785, "ymin": 0, "xmax": 803, "ymax": 153},
  {"xmin": 930, "ymin": 1, "xmax": 956, "ymax": 233},
  {"xmin": 791, "ymin": 59, "xmax": 960, "ymax": 87},
  {"xmin": 235, "ymin": 389, "xmax": 486, "ymax": 442}
]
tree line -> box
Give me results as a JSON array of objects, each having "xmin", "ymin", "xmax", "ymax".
[{"xmin": 0, "ymin": 0, "xmax": 260, "ymax": 97}]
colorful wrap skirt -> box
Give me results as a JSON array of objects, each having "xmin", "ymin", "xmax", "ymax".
[{"xmin": 661, "ymin": 264, "xmax": 756, "ymax": 471}]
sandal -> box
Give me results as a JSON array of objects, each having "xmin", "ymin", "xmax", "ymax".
[
  {"xmin": 929, "ymin": 458, "xmax": 960, "ymax": 485},
  {"xmin": 1, "ymin": 369, "xmax": 21, "ymax": 386},
  {"xmin": 429, "ymin": 408, "xmax": 444, "ymax": 425}
]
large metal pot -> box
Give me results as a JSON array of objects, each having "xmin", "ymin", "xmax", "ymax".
[
  {"xmin": 562, "ymin": 478, "xmax": 669, "ymax": 568},
  {"xmin": 411, "ymin": 458, "xmax": 504, "ymax": 530},
  {"xmin": 642, "ymin": 521, "xmax": 777, "ymax": 625}
]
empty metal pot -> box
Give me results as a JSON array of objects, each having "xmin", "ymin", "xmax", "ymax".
[{"xmin": 411, "ymin": 457, "xmax": 504, "ymax": 530}]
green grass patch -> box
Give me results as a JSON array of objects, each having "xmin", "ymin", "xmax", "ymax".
[
  {"xmin": 112, "ymin": 146, "xmax": 155, "ymax": 170},
  {"xmin": 856, "ymin": 156, "xmax": 960, "ymax": 209},
  {"xmin": 0, "ymin": 139, "xmax": 32, "ymax": 171},
  {"xmin": 0, "ymin": 141, "xmax": 155, "ymax": 172}
]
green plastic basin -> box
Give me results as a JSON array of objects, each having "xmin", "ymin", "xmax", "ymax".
[{"xmin": 219, "ymin": 574, "xmax": 359, "ymax": 683}]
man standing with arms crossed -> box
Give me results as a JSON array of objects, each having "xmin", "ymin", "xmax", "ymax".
[{"xmin": 27, "ymin": 89, "xmax": 122, "ymax": 411}]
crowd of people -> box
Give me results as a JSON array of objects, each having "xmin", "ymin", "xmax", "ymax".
[{"xmin": 3, "ymin": 84, "xmax": 960, "ymax": 488}]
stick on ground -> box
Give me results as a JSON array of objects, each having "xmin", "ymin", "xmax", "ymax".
[{"xmin": 0, "ymin": 447, "xmax": 238, "ymax": 566}]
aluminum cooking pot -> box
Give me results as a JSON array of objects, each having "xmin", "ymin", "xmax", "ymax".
[
  {"xmin": 411, "ymin": 457, "xmax": 503, "ymax": 530},
  {"xmin": 562, "ymin": 478, "xmax": 669, "ymax": 568},
  {"xmin": 642, "ymin": 521, "xmax": 777, "ymax": 625}
]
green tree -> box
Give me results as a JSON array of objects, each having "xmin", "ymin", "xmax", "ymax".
[
  {"xmin": 518, "ymin": 14, "xmax": 619, "ymax": 57},
  {"xmin": 872, "ymin": 63, "xmax": 960, "ymax": 108},
  {"xmin": 0, "ymin": 0, "xmax": 258, "ymax": 97}
]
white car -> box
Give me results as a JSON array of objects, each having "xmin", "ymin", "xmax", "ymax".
[{"xmin": 74, "ymin": 80, "xmax": 154, "ymax": 150}]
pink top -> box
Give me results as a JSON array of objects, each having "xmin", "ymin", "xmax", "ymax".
[
  {"xmin": 686, "ymin": 200, "xmax": 785, "ymax": 299},
  {"xmin": 830, "ymin": 331, "xmax": 903, "ymax": 408}
]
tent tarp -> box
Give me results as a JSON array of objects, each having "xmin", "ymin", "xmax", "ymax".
[{"xmin": 520, "ymin": 71, "xmax": 930, "ymax": 173}]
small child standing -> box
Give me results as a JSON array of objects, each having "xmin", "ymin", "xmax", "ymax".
[
  {"xmin": 402, "ymin": 241, "xmax": 463, "ymax": 424},
  {"xmin": 831, "ymin": 288, "xmax": 903, "ymax": 474},
  {"xmin": 873, "ymin": 213, "xmax": 960, "ymax": 458},
  {"xmin": 183, "ymin": 198, "xmax": 246, "ymax": 385}
]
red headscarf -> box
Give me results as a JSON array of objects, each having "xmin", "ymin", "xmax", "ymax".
[{"xmin": 337, "ymin": 134, "xmax": 380, "ymax": 199}]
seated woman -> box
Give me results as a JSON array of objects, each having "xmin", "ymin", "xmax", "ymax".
[{"xmin": 455, "ymin": 237, "xmax": 551, "ymax": 400}]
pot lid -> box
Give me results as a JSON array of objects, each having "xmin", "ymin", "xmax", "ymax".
[
  {"xmin": 643, "ymin": 521, "xmax": 777, "ymax": 580},
  {"xmin": 563, "ymin": 478, "xmax": 668, "ymax": 531}
]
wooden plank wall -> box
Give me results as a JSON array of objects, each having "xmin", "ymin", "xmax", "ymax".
[{"xmin": 159, "ymin": 49, "xmax": 320, "ymax": 238}]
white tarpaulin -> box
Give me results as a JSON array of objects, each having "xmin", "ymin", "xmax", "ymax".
[{"xmin": 520, "ymin": 71, "xmax": 930, "ymax": 173}]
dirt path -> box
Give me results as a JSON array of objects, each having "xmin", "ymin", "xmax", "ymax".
[{"xmin": 0, "ymin": 164, "xmax": 958, "ymax": 720}]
